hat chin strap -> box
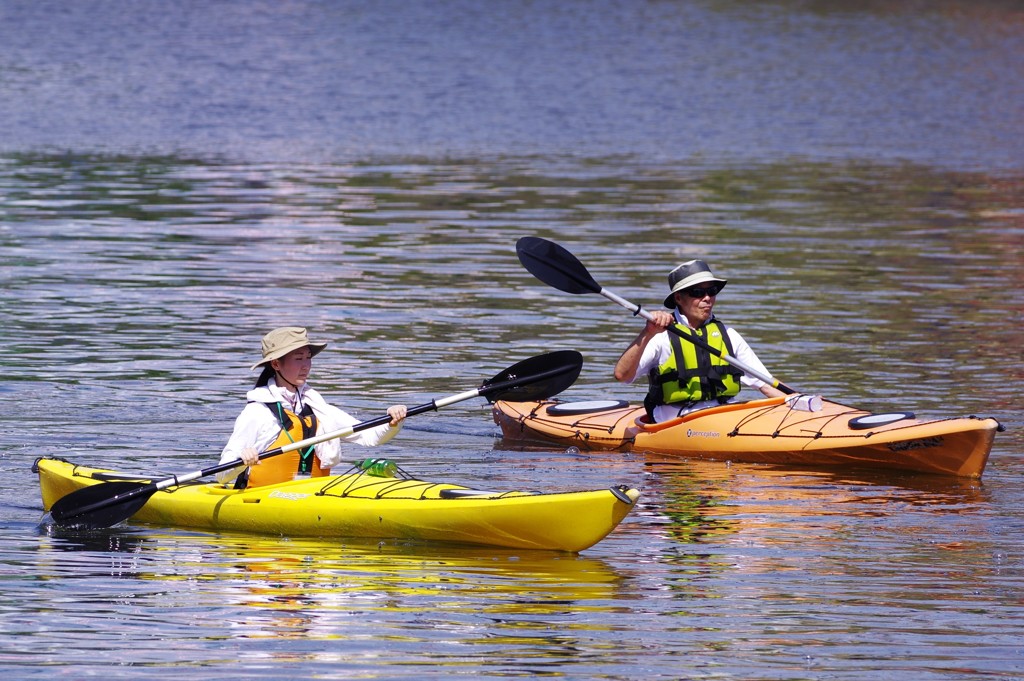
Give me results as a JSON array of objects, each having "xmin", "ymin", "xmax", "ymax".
[{"xmin": 276, "ymin": 373, "xmax": 301, "ymax": 392}]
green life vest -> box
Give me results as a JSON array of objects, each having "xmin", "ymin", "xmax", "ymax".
[{"xmin": 646, "ymin": 319, "xmax": 744, "ymax": 410}]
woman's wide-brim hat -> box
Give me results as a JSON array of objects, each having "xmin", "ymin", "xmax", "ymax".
[
  {"xmin": 250, "ymin": 327, "xmax": 328, "ymax": 370},
  {"xmin": 663, "ymin": 260, "xmax": 728, "ymax": 308}
]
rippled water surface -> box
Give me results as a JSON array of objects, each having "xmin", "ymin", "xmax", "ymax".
[{"xmin": 2, "ymin": 1, "xmax": 1023, "ymax": 679}]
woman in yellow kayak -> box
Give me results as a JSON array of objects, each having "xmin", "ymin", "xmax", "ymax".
[
  {"xmin": 614, "ymin": 260, "xmax": 786, "ymax": 422},
  {"xmin": 218, "ymin": 327, "xmax": 407, "ymax": 488}
]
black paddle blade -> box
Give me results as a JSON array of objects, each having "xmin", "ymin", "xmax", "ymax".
[
  {"xmin": 480, "ymin": 350, "xmax": 583, "ymax": 403},
  {"xmin": 49, "ymin": 481, "xmax": 156, "ymax": 529},
  {"xmin": 516, "ymin": 237, "xmax": 602, "ymax": 295}
]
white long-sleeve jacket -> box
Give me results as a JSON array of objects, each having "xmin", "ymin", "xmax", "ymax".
[{"xmin": 217, "ymin": 377, "xmax": 402, "ymax": 483}]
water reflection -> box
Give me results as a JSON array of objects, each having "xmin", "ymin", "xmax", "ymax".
[
  {"xmin": 640, "ymin": 459, "xmax": 1001, "ymax": 589},
  {"xmin": 33, "ymin": 528, "xmax": 628, "ymax": 653},
  {"xmin": 644, "ymin": 458, "xmax": 990, "ymax": 522}
]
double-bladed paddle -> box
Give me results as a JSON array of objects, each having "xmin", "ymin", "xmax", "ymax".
[
  {"xmin": 515, "ymin": 236, "xmax": 796, "ymax": 395},
  {"xmin": 49, "ymin": 350, "xmax": 583, "ymax": 529}
]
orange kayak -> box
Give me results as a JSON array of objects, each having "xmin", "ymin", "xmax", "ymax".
[{"xmin": 493, "ymin": 396, "xmax": 1002, "ymax": 478}]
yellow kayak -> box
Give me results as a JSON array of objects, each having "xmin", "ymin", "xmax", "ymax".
[
  {"xmin": 35, "ymin": 457, "xmax": 639, "ymax": 552},
  {"xmin": 493, "ymin": 396, "xmax": 1002, "ymax": 478}
]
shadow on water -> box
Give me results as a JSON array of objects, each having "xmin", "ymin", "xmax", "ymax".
[{"xmin": 38, "ymin": 524, "xmax": 151, "ymax": 554}]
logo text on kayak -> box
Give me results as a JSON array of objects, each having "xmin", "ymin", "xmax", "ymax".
[{"xmin": 268, "ymin": 490, "xmax": 310, "ymax": 501}]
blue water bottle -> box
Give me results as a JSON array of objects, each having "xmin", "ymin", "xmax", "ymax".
[{"xmin": 355, "ymin": 458, "xmax": 398, "ymax": 478}]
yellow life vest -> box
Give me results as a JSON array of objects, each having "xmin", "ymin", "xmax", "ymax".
[
  {"xmin": 245, "ymin": 402, "xmax": 330, "ymax": 488},
  {"xmin": 646, "ymin": 319, "xmax": 744, "ymax": 412}
]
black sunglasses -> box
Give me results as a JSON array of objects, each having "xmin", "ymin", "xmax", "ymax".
[{"xmin": 682, "ymin": 284, "xmax": 722, "ymax": 298}]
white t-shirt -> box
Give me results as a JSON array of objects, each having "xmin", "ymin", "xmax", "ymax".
[{"xmin": 629, "ymin": 311, "xmax": 775, "ymax": 422}]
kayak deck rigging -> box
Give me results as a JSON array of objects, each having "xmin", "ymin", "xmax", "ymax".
[{"xmin": 494, "ymin": 396, "xmax": 1001, "ymax": 478}]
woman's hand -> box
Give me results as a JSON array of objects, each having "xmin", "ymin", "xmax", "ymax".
[
  {"xmin": 387, "ymin": 405, "xmax": 408, "ymax": 426},
  {"xmin": 240, "ymin": 447, "xmax": 260, "ymax": 466}
]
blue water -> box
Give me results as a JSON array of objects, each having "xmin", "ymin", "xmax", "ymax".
[{"xmin": 2, "ymin": 0, "xmax": 1022, "ymax": 169}]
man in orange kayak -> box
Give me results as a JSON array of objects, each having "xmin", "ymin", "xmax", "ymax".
[{"xmin": 614, "ymin": 260, "xmax": 786, "ymax": 422}]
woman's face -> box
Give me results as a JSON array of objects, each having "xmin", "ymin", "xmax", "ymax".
[{"xmin": 271, "ymin": 346, "xmax": 313, "ymax": 388}]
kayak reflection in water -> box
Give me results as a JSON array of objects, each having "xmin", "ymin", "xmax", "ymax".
[
  {"xmin": 218, "ymin": 327, "xmax": 407, "ymax": 488},
  {"xmin": 613, "ymin": 259, "xmax": 786, "ymax": 423}
]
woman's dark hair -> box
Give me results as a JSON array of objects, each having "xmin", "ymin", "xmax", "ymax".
[{"xmin": 255, "ymin": 364, "xmax": 275, "ymax": 388}]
